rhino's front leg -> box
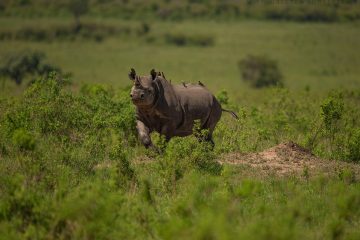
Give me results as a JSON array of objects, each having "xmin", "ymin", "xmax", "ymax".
[{"xmin": 136, "ymin": 120, "xmax": 152, "ymax": 148}]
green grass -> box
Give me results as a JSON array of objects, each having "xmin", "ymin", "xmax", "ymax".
[
  {"xmin": 1, "ymin": 18, "xmax": 360, "ymax": 97},
  {"xmin": 1, "ymin": 17, "xmax": 360, "ymax": 239},
  {"xmin": 0, "ymin": 75, "xmax": 359, "ymax": 239}
]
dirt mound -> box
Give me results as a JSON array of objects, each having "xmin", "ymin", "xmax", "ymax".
[{"xmin": 220, "ymin": 141, "xmax": 360, "ymax": 176}]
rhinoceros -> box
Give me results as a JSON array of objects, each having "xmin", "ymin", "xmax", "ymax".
[{"xmin": 129, "ymin": 68, "xmax": 238, "ymax": 148}]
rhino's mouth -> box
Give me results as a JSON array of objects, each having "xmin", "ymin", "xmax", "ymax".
[
  {"xmin": 132, "ymin": 99, "xmax": 150, "ymax": 106},
  {"xmin": 132, "ymin": 99, "xmax": 143, "ymax": 104}
]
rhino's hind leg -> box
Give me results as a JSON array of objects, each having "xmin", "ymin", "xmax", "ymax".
[
  {"xmin": 194, "ymin": 130, "xmax": 215, "ymax": 150},
  {"xmin": 201, "ymin": 99, "xmax": 222, "ymax": 148},
  {"xmin": 205, "ymin": 132, "xmax": 215, "ymax": 149},
  {"xmin": 195, "ymin": 124, "xmax": 215, "ymax": 148}
]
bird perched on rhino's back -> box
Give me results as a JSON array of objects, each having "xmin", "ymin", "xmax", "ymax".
[{"xmin": 129, "ymin": 68, "xmax": 238, "ymax": 148}]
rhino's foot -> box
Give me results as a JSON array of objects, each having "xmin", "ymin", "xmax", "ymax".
[
  {"xmin": 208, "ymin": 139, "xmax": 215, "ymax": 150},
  {"xmin": 143, "ymin": 141, "xmax": 162, "ymax": 154},
  {"xmin": 144, "ymin": 142, "xmax": 153, "ymax": 149},
  {"xmin": 197, "ymin": 136, "xmax": 215, "ymax": 150},
  {"xmin": 152, "ymin": 145, "xmax": 163, "ymax": 155},
  {"xmin": 141, "ymin": 136, "xmax": 152, "ymax": 148}
]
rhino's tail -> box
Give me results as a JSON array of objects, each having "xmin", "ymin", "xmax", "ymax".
[{"xmin": 222, "ymin": 108, "xmax": 239, "ymax": 119}]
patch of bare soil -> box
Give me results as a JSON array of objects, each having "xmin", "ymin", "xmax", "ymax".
[{"xmin": 220, "ymin": 141, "xmax": 360, "ymax": 177}]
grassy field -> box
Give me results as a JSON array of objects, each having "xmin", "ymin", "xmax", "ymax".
[
  {"xmin": 1, "ymin": 18, "xmax": 360, "ymax": 95},
  {"xmin": 1, "ymin": 16, "xmax": 360, "ymax": 239}
]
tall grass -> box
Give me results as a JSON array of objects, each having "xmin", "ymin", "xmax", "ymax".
[
  {"xmin": 0, "ymin": 74, "xmax": 359, "ymax": 239},
  {"xmin": 0, "ymin": 13, "xmax": 360, "ymax": 239}
]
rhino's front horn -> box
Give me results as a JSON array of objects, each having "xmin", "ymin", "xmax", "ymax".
[
  {"xmin": 134, "ymin": 76, "xmax": 141, "ymax": 86},
  {"xmin": 129, "ymin": 68, "xmax": 136, "ymax": 80}
]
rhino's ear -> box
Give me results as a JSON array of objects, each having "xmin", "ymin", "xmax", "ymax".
[
  {"xmin": 150, "ymin": 69, "xmax": 157, "ymax": 81},
  {"xmin": 129, "ymin": 68, "xmax": 136, "ymax": 81}
]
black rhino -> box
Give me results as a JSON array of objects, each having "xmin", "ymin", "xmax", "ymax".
[{"xmin": 129, "ymin": 68, "xmax": 238, "ymax": 147}]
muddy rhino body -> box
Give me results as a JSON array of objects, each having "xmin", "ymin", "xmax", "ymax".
[{"xmin": 129, "ymin": 69, "xmax": 235, "ymax": 148}]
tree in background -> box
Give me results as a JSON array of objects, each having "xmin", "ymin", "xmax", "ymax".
[
  {"xmin": 0, "ymin": 50, "xmax": 65, "ymax": 85},
  {"xmin": 238, "ymin": 55, "xmax": 283, "ymax": 88},
  {"xmin": 68, "ymin": 0, "xmax": 89, "ymax": 31}
]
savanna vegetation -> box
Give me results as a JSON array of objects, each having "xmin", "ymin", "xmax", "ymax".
[
  {"xmin": 1, "ymin": 1, "xmax": 360, "ymax": 239},
  {"xmin": 1, "ymin": 0, "xmax": 360, "ymax": 22}
]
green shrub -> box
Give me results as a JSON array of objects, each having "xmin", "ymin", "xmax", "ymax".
[
  {"xmin": 238, "ymin": 55, "xmax": 283, "ymax": 88},
  {"xmin": 137, "ymin": 22, "xmax": 151, "ymax": 35},
  {"xmin": 164, "ymin": 33, "xmax": 214, "ymax": 47},
  {"xmin": 15, "ymin": 27, "xmax": 48, "ymax": 41},
  {"xmin": 305, "ymin": 90, "xmax": 360, "ymax": 161},
  {"xmin": 1, "ymin": 1, "xmax": 360, "ymax": 22},
  {"xmin": 157, "ymin": 124, "xmax": 222, "ymax": 193},
  {"xmin": 216, "ymin": 89, "xmax": 229, "ymax": 105},
  {"xmin": 1, "ymin": 58, "xmax": 360, "ymax": 239},
  {"xmin": 0, "ymin": 50, "xmax": 64, "ymax": 85},
  {"xmin": 110, "ymin": 144, "xmax": 137, "ymax": 190},
  {"xmin": 11, "ymin": 128, "xmax": 35, "ymax": 151},
  {"xmin": 318, "ymin": 93, "xmax": 345, "ymax": 158},
  {"xmin": 68, "ymin": 0, "xmax": 89, "ymax": 29},
  {"xmin": 347, "ymin": 128, "xmax": 360, "ymax": 162},
  {"xmin": 321, "ymin": 93, "xmax": 344, "ymax": 131},
  {"xmin": 51, "ymin": 180, "xmax": 124, "ymax": 239},
  {"xmin": 0, "ymin": 23, "xmax": 132, "ymax": 43},
  {"xmin": 165, "ymin": 33, "xmax": 187, "ymax": 46},
  {"xmin": 151, "ymin": 132, "xmax": 167, "ymax": 153},
  {"xmin": 0, "ymin": 73, "xmax": 136, "ymax": 163}
]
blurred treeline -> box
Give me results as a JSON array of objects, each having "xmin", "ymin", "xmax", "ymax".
[{"xmin": 1, "ymin": 0, "xmax": 360, "ymax": 22}]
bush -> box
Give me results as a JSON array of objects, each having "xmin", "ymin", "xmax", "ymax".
[
  {"xmin": 157, "ymin": 122, "xmax": 222, "ymax": 193},
  {"xmin": 320, "ymin": 93, "xmax": 344, "ymax": 131},
  {"xmin": 68, "ymin": 0, "xmax": 89, "ymax": 30},
  {"xmin": 109, "ymin": 144, "xmax": 137, "ymax": 190},
  {"xmin": 1, "ymin": 72, "xmax": 360, "ymax": 238},
  {"xmin": 0, "ymin": 73, "xmax": 136, "ymax": 160},
  {"xmin": 238, "ymin": 55, "xmax": 283, "ymax": 88},
  {"xmin": 12, "ymin": 128, "xmax": 35, "ymax": 151},
  {"xmin": 164, "ymin": 33, "xmax": 214, "ymax": 47},
  {"xmin": 305, "ymin": 91, "xmax": 360, "ymax": 160},
  {"xmin": 1, "ymin": 1, "xmax": 360, "ymax": 22},
  {"xmin": 347, "ymin": 128, "xmax": 360, "ymax": 162},
  {"xmin": 137, "ymin": 22, "xmax": 151, "ymax": 35},
  {"xmin": 0, "ymin": 23, "xmax": 133, "ymax": 43},
  {"xmin": 0, "ymin": 50, "xmax": 65, "ymax": 85},
  {"xmin": 216, "ymin": 89, "xmax": 229, "ymax": 105},
  {"xmin": 158, "ymin": 135, "xmax": 221, "ymax": 193}
]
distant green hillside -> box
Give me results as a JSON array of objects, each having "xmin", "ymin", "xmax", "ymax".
[
  {"xmin": 1, "ymin": 0, "xmax": 360, "ymax": 22},
  {"xmin": 1, "ymin": 19, "xmax": 359, "ymax": 96}
]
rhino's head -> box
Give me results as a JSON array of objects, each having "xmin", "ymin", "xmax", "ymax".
[{"xmin": 129, "ymin": 68, "xmax": 158, "ymax": 107}]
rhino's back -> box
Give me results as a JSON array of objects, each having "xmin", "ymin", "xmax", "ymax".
[
  {"xmin": 173, "ymin": 84, "xmax": 214, "ymax": 115},
  {"xmin": 171, "ymin": 84, "xmax": 221, "ymax": 135}
]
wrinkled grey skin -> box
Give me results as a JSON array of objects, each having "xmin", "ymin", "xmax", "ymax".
[{"xmin": 129, "ymin": 68, "xmax": 238, "ymax": 148}]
